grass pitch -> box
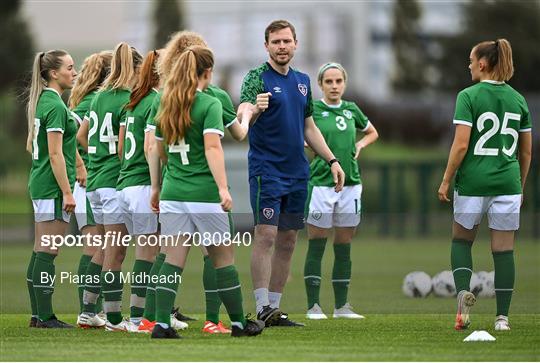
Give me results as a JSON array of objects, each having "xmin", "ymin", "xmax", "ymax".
[{"xmin": 1, "ymin": 237, "xmax": 539, "ymax": 361}]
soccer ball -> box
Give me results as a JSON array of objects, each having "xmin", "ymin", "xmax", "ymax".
[
  {"xmin": 470, "ymin": 272, "xmax": 483, "ymax": 296},
  {"xmin": 402, "ymin": 271, "xmax": 432, "ymax": 298},
  {"xmin": 477, "ymin": 271, "xmax": 495, "ymax": 298},
  {"xmin": 432, "ymin": 270, "xmax": 456, "ymax": 297}
]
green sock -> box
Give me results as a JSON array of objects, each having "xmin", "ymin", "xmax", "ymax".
[
  {"xmin": 32, "ymin": 252, "xmax": 56, "ymax": 321},
  {"xmin": 130, "ymin": 259, "xmax": 153, "ymax": 320},
  {"xmin": 26, "ymin": 251, "xmax": 38, "ymax": 317},
  {"xmin": 216, "ymin": 265, "xmax": 246, "ymax": 329},
  {"xmin": 493, "ymin": 250, "xmax": 514, "ymax": 316},
  {"xmin": 332, "ymin": 243, "xmax": 351, "ymax": 309},
  {"xmin": 101, "ymin": 270, "xmax": 123, "ymax": 325},
  {"xmin": 83, "ymin": 262, "xmax": 102, "ymax": 314},
  {"xmin": 451, "ymin": 239, "xmax": 473, "ymax": 293},
  {"xmin": 77, "ymin": 254, "xmax": 92, "ymax": 314},
  {"xmin": 304, "ymin": 238, "xmax": 327, "ymax": 309},
  {"xmin": 203, "ymin": 255, "xmax": 221, "ymax": 324},
  {"xmin": 155, "ymin": 262, "xmax": 182, "ymax": 326},
  {"xmin": 143, "ymin": 252, "xmax": 165, "ymax": 321}
]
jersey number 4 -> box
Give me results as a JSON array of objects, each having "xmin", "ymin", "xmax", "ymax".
[
  {"xmin": 88, "ymin": 111, "xmax": 119, "ymax": 155},
  {"xmin": 169, "ymin": 139, "xmax": 190, "ymax": 165},
  {"xmin": 474, "ymin": 112, "xmax": 520, "ymax": 157}
]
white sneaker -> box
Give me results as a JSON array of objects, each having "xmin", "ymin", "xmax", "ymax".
[
  {"xmin": 455, "ymin": 290, "xmax": 476, "ymax": 330},
  {"xmin": 306, "ymin": 303, "xmax": 328, "ymax": 320},
  {"xmin": 77, "ymin": 313, "xmax": 106, "ymax": 329},
  {"xmin": 494, "ymin": 315, "xmax": 510, "ymax": 331},
  {"xmin": 333, "ymin": 303, "xmax": 365, "ymax": 319},
  {"xmin": 170, "ymin": 315, "xmax": 189, "ymax": 330},
  {"xmin": 105, "ymin": 318, "xmax": 140, "ymax": 332}
]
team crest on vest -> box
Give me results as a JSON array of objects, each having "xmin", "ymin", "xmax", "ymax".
[
  {"xmin": 298, "ymin": 83, "xmax": 308, "ymax": 96},
  {"xmin": 343, "ymin": 110, "xmax": 353, "ymax": 119},
  {"xmin": 262, "ymin": 208, "xmax": 274, "ymax": 220}
]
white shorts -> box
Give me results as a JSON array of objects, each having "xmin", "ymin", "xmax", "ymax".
[
  {"xmin": 306, "ymin": 185, "xmax": 362, "ymax": 228},
  {"xmin": 159, "ymin": 200, "xmax": 230, "ymax": 246},
  {"xmin": 73, "ymin": 182, "xmax": 95, "ymax": 229},
  {"xmin": 87, "ymin": 188, "xmax": 124, "ymax": 226},
  {"xmin": 453, "ymin": 191, "xmax": 521, "ymax": 231},
  {"xmin": 117, "ymin": 185, "xmax": 158, "ymax": 235},
  {"xmin": 32, "ymin": 198, "xmax": 70, "ymax": 223}
]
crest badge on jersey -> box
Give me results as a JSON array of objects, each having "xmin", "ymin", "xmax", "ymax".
[
  {"xmin": 262, "ymin": 208, "xmax": 274, "ymax": 220},
  {"xmin": 343, "ymin": 110, "xmax": 353, "ymax": 119},
  {"xmin": 298, "ymin": 83, "xmax": 308, "ymax": 96}
]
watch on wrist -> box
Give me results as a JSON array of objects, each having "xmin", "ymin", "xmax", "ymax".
[{"xmin": 328, "ymin": 158, "xmax": 340, "ymax": 167}]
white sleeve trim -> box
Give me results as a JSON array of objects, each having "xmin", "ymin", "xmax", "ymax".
[
  {"xmin": 119, "ymin": 122, "xmax": 126, "ymax": 126},
  {"xmin": 146, "ymin": 124, "xmax": 156, "ymax": 130},
  {"xmin": 453, "ymin": 119, "xmax": 473, "ymax": 127},
  {"xmin": 203, "ymin": 128, "xmax": 225, "ymax": 138},
  {"xmin": 46, "ymin": 128, "xmax": 64, "ymax": 134},
  {"xmin": 519, "ymin": 128, "xmax": 532, "ymax": 133},
  {"xmin": 82, "ymin": 115, "xmax": 89, "ymax": 123},
  {"xmin": 71, "ymin": 111, "xmax": 83, "ymax": 125},
  {"xmin": 154, "ymin": 135, "xmax": 164, "ymax": 140},
  {"xmin": 224, "ymin": 118, "xmax": 238, "ymax": 129},
  {"xmin": 360, "ymin": 120, "xmax": 371, "ymax": 132}
]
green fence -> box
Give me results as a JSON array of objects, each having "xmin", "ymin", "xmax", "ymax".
[{"xmin": 358, "ymin": 160, "xmax": 539, "ymax": 239}]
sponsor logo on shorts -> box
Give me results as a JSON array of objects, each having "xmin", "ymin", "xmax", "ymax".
[
  {"xmin": 311, "ymin": 210, "xmax": 322, "ymax": 220},
  {"xmin": 298, "ymin": 83, "xmax": 308, "ymax": 96},
  {"xmin": 262, "ymin": 208, "xmax": 274, "ymax": 220}
]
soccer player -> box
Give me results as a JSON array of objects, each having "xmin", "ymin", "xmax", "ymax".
[
  {"xmin": 26, "ymin": 50, "xmax": 79, "ymax": 328},
  {"xmin": 115, "ymin": 49, "xmax": 172, "ymax": 332},
  {"xmin": 143, "ymin": 30, "xmax": 248, "ymax": 334},
  {"xmin": 69, "ymin": 50, "xmax": 112, "ymax": 329},
  {"xmin": 238, "ymin": 20, "xmax": 345, "ymax": 327},
  {"xmin": 148, "ymin": 46, "xmax": 264, "ymax": 339},
  {"xmin": 438, "ymin": 39, "xmax": 532, "ymax": 331},
  {"xmin": 304, "ymin": 63, "xmax": 378, "ymax": 320},
  {"xmin": 77, "ymin": 42, "xmax": 143, "ymax": 332}
]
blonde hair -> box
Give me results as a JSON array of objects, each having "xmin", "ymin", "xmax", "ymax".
[
  {"xmin": 317, "ymin": 62, "xmax": 348, "ymax": 85},
  {"xmin": 69, "ymin": 50, "xmax": 112, "ymax": 109},
  {"xmin": 159, "ymin": 31, "xmax": 207, "ymax": 79},
  {"xmin": 101, "ymin": 42, "xmax": 143, "ymax": 91},
  {"xmin": 26, "ymin": 50, "xmax": 68, "ymax": 153},
  {"xmin": 156, "ymin": 46, "xmax": 214, "ymax": 144},
  {"xmin": 473, "ymin": 38, "xmax": 514, "ymax": 82}
]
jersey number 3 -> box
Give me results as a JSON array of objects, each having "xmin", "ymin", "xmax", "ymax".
[{"xmin": 474, "ymin": 112, "xmax": 520, "ymax": 157}]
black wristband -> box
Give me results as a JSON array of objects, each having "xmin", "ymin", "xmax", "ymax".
[{"xmin": 328, "ymin": 158, "xmax": 340, "ymax": 167}]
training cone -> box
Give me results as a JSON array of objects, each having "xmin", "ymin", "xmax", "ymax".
[{"xmin": 463, "ymin": 330, "xmax": 496, "ymax": 342}]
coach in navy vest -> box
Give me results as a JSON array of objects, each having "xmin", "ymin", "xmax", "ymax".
[{"xmin": 238, "ymin": 19, "xmax": 345, "ymax": 327}]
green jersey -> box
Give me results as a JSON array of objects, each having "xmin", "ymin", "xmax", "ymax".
[
  {"xmin": 310, "ymin": 100, "xmax": 370, "ymax": 187},
  {"xmin": 28, "ymin": 88, "xmax": 77, "ymax": 199},
  {"xmin": 86, "ymin": 88, "xmax": 130, "ymax": 192},
  {"xmin": 453, "ymin": 81, "xmax": 532, "ymax": 196},
  {"xmin": 117, "ymin": 89, "xmax": 158, "ymax": 190},
  {"xmin": 146, "ymin": 84, "xmax": 236, "ymax": 130},
  {"xmin": 71, "ymin": 91, "xmax": 96, "ymax": 166},
  {"xmin": 155, "ymin": 91, "xmax": 224, "ymax": 203}
]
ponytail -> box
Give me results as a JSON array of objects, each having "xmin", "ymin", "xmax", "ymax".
[
  {"xmin": 126, "ymin": 50, "xmax": 161, "ymax": 110},
  {"xmin": 473, "ymin": 38, "xmax": 514, "ymax": 82},
  {"xmin": 26, "ymin": 50, "xmax": 68, "ymax": 153},
  {"xmin": 69, "ymin": 50, "xmax": 113, "ymax": 109},
  {"xmin": 156, "ymin": 46, "xmax": 214, "ymax": 145},
  {"xmin": 101, "ymin": 42, "xmax": 143, "ymax": 91}
]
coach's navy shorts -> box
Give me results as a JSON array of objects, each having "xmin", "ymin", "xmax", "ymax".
[{"xmin": 249, "ymin": 175, "xmax": 308, "ymax": 230}]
